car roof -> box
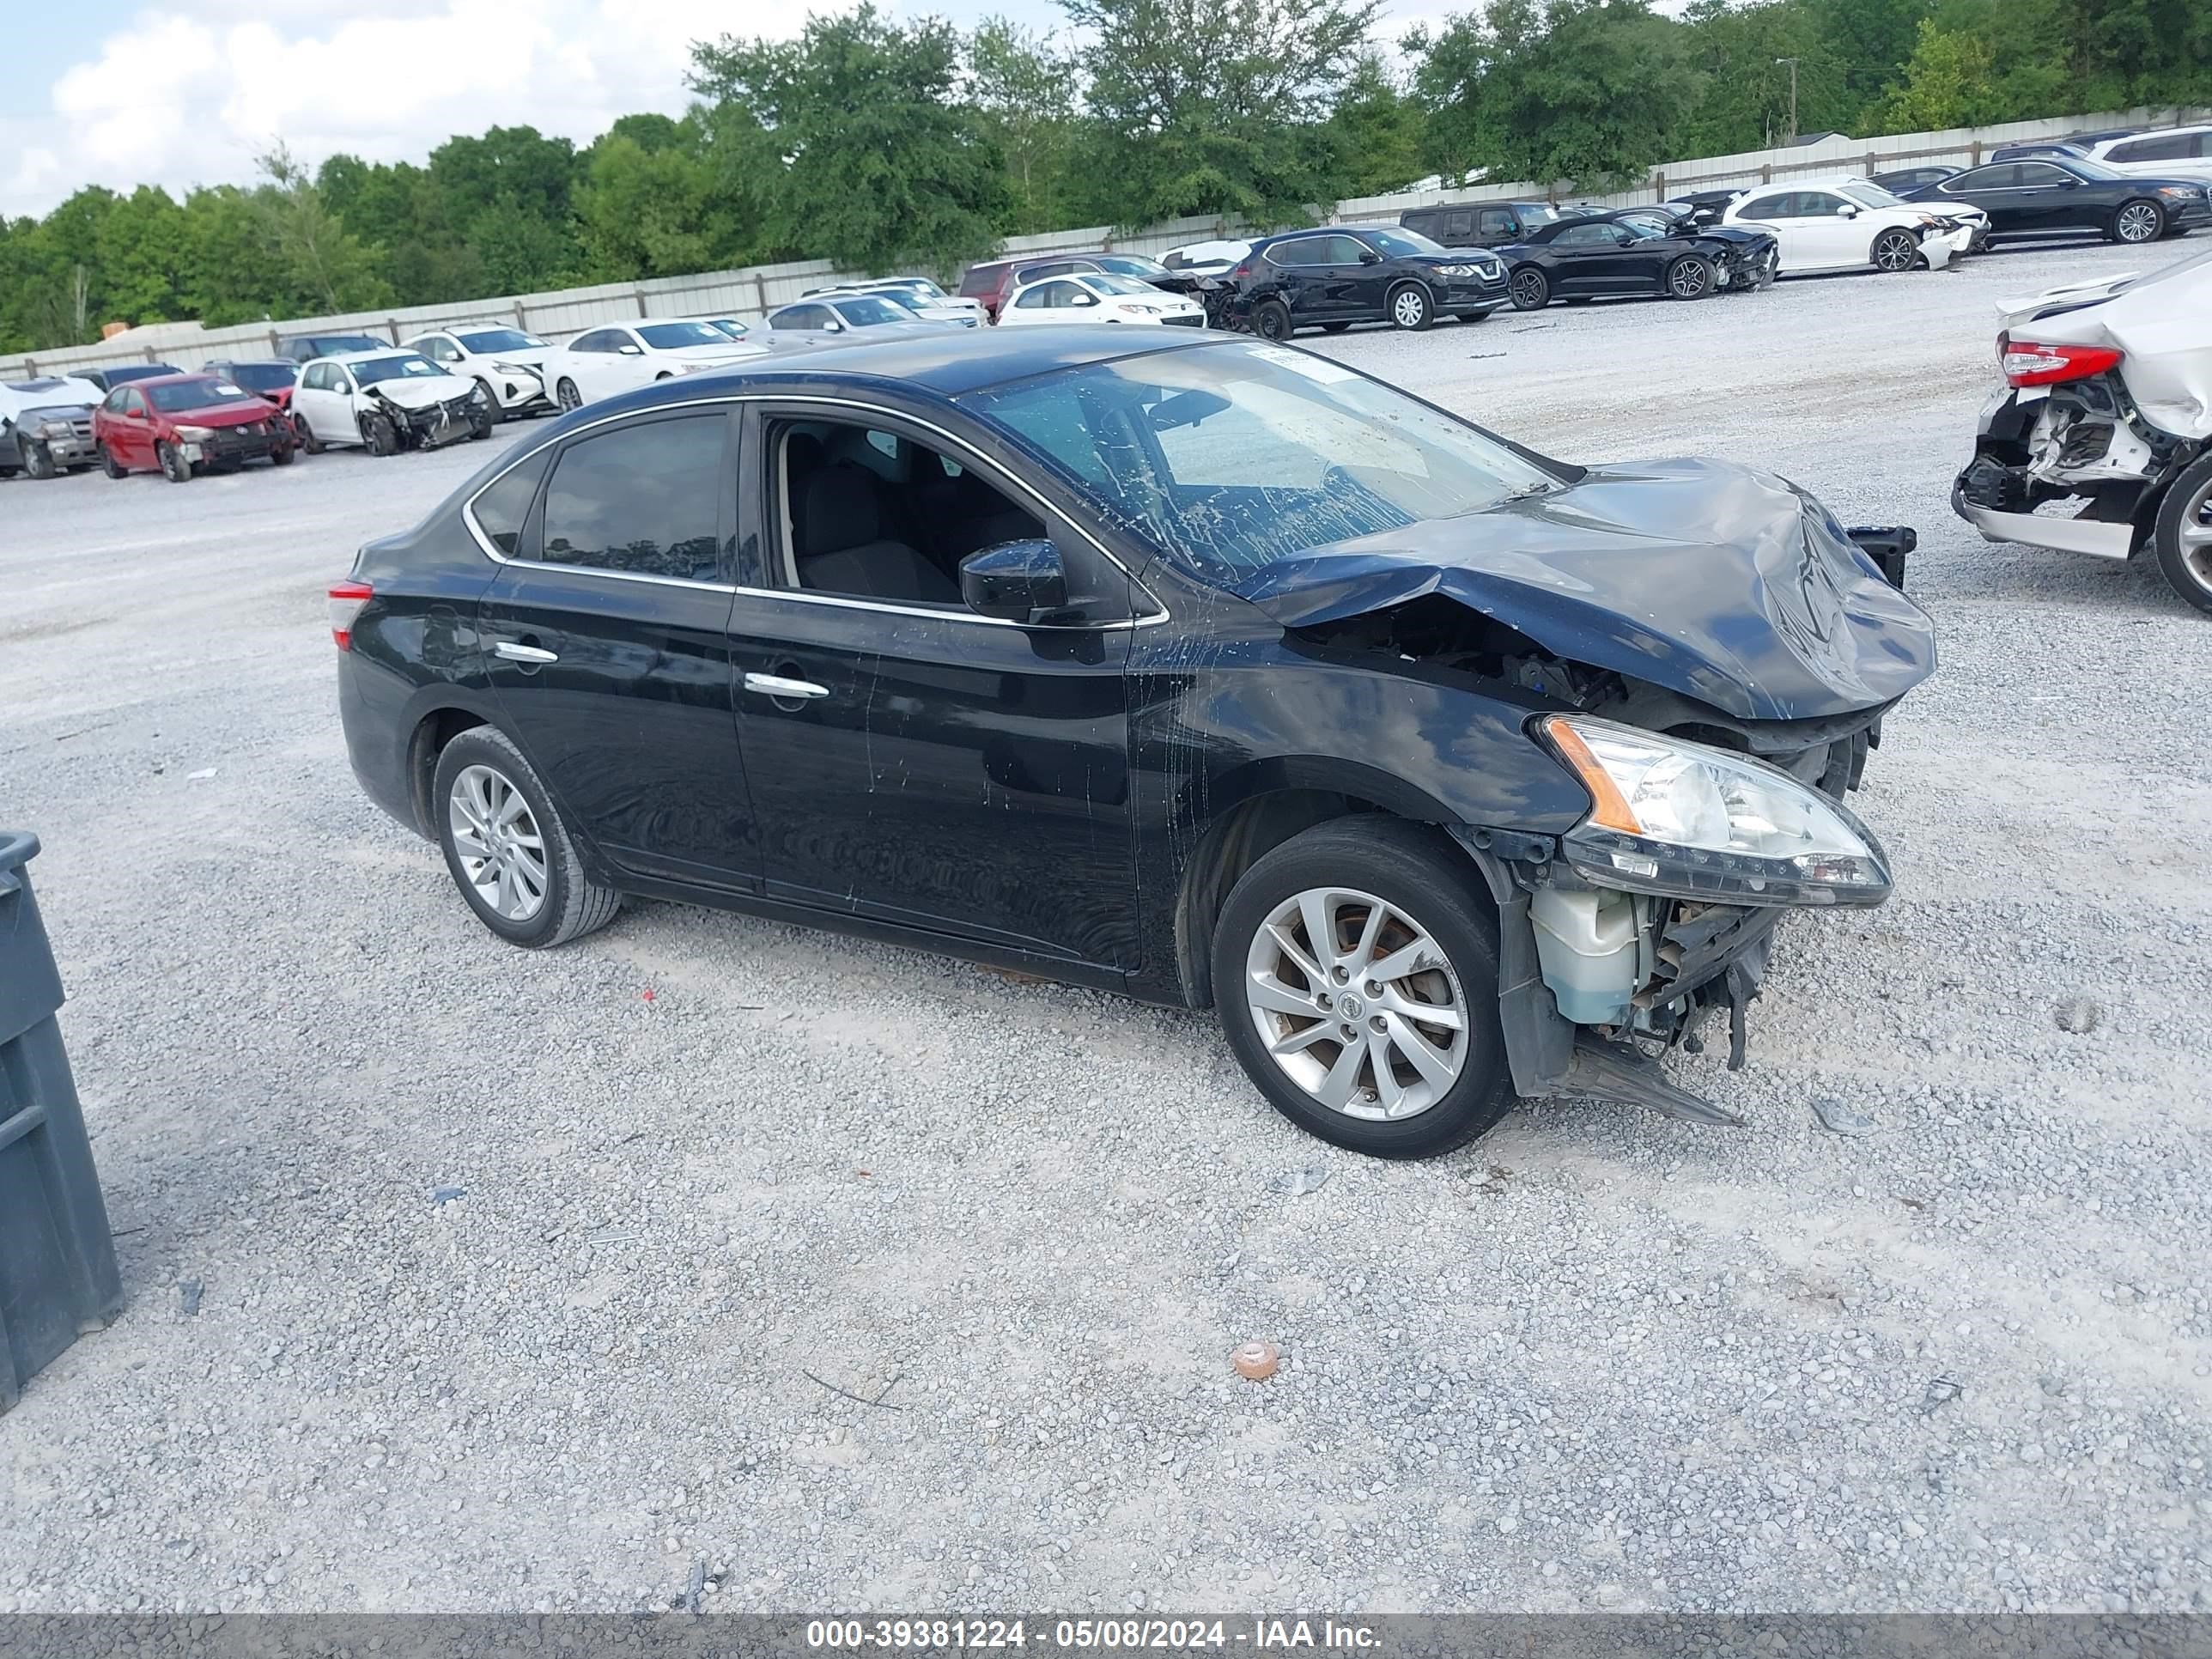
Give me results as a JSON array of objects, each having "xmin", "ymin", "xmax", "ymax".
[
  {"xmin": 208, "ymin": 358, "xmax": 295, "ymax": 368},
  {"xmin": 324, "ymin": 348, "xmax": 427, "ymax": 363},
  {"xmin": 586, "ymin": 326, "xmax": 1224, "ymax": 404}
]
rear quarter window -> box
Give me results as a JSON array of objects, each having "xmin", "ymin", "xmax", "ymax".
[{"xmin": 470, "ymin": 450, "xmax": 553, "ymax": 556}]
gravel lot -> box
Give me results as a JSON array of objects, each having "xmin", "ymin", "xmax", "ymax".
[{"xmin": 3, "ymin": 235, "xmax": 2209, "ymax": 1618}]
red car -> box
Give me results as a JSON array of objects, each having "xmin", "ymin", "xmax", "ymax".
[
  {"xmin": 94, "ymin": 374, "xmax": 297, "ymax": 482},
  {"xmin": 205, "ymin": 359, "xmax": 307, "ymax": 442}
]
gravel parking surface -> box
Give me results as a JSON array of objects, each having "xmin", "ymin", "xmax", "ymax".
[{"xmin": 3, "ymin": 236, "xmax": 2209, "ymax": 1617}]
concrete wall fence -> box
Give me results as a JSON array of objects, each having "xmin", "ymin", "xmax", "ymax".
[{"xmin": 7, "ymin": 104, "xmax": 2206, "ymax": 380}]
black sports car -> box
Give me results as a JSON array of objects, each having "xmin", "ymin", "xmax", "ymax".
[
  {"xmin": 1224, "ymin": 224, "xmax": 1509, "ymax": 337},
  {"xmin": 1901, "ymin": 155, "xmax": 2211, "ymax": 245},
  {"xmin": 1499, "ymin": 210, "xmax": 1778, "ymax": 310}
]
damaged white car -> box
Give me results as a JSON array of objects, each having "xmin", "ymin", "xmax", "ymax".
[
  {"xmin": 1723, "ymin": 179, "xmax": 1976, "ymax": 274},
  {"xmin": 289, "ymin": 350, "xmax": 493, "ymax": 457},
  {"xmin": 1953, "ymin": 246, "xmax": 2212, "ymax": 614}
]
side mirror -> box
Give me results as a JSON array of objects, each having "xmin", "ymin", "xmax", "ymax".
[
  {"xmin": 960, "ymin": 539, "xmax": 1067, "ymax": 622},
  {"xmin": 2057, "ymin": 175, "xmax": 2081, "ymax": 187},
  {"xmin": 618, "ymin": 343, "xmax": 644, "ymax": 356},
  {"xmin": 1836, "ymin": 204, "xmax": 1859, "ymax": 217},
  {"xmin": 1358, "ymin": 250, "xmax": 1382, "ymax": 264}
]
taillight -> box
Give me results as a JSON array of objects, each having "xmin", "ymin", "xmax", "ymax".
[
  {"xmin": 1999, "ymin": 332, "xmax": 2124, "ymax": 387},
  {"xmin": 328, "ymin": 580, "xmax": 373, "ymax": 651},
  {"xmin": 1231, "ymin": 260, "xmax": 1254, "ymax": 279}
]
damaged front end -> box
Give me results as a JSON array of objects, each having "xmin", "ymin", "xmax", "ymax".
[
  {"xmin": 1260, "ymin": 477, "xmax": 1929, "ymax": 1125},
  {"xmin": 368, "ymin": 386, "xmax": 484, "ymax": 451}
]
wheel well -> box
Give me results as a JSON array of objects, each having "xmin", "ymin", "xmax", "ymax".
[
  {"xmin": 407, "ymin": 708, "xmax": 490, "ymax": 833},
  {"xmin": 1175, "ymin": 789, "xmax": 1462, "ymax": 1010}
]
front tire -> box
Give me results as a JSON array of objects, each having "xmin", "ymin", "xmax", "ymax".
[
  {"xmin": 556, "ymin": 378, "xmax": 582, "ymax": 412},
  {"xmin": 157, "ymin": 441, "xmax": 191, "ymax": 483},
  {"xmin": 22, "ymin": 440, "xmax": 57, "ymax": 480},
  {"xmin": 475, "ymin": 379, "xmax": 508, "ymax": 423},
  {"xmin": 2151, "ymin": 450, "xmax": 2212, "ymax": 617},
  {"xmin": 1387, "ymin": 282, "xmax": 1434, "ymax": 331},
  {"xmin": 2113, "ymin": 200, "xmax": 2164, "ymax": 245},
  {"xmin": 432, "ymin": 726, "xmax": 622, "ymax": 949},
  {"xmin": 1665, "ymin": 254, "xmax": 1714, "ymax": 300},
  {"xmin": 270, "ymin": 443, "xmax": 295, "ymax": 467},
  {"xmin": 1249, "ymin": 300, "xmax": 1293, "ymax": 342},
  {"xmin": 363, "ymin": 414, "xmax": 398, "ymax": 457},
  {"xmin": 1212, "ymin": 817, "xmax": 1513, "ymax": 1159},
  {"xmin": 1870, "ymin": 228, "xmax": 1919, "ymax": 271},
  {"xmin": 1508, "ymin": 267, "xmax": 1550, "ymax": 311}
]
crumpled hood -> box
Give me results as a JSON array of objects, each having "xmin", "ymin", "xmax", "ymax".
[
  {"xmin": 367, "ymin": 374, "xmax": 476, "ymax": 409},
  {"xmin": 1232, "ymin": 457, "xmax": 1937, "ymax": 721}
]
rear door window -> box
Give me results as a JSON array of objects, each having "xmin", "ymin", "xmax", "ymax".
[{"xmin": 538, "ymin": 415, "xmax": 731, "ymax": 583}]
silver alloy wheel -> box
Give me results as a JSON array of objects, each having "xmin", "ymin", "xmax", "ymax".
[
  {"xmin": 1392, "ymin": 286, "xmax": 1427, "ymax": 328},
  {"xmin": 556, "ymin": 378, "xmax": 581, "ymax": 410},
  {"xmin": 1872, "ymin": 230, "xmax": 1917, "ymax": 271},
  {"xmin": 1242, "ymin": 885, "xmax": 1468, "ymax": 1121},
  {"xmin": 1668, "ymin": 258, "xmax": 1709, "ymax": 298},
  {"xmin": 1510, "ymin": 270, "xmax": 1546, "ymax": 309},
  {"xmin": 448, "ymin": 763, "xmax": 550, "ymax": 923},
  {"xmin": 2177, "ymin": 472, "xmax": 2212, "ymax": 595},
  {"xmin": 2117, "ymin": 203, "xmax": 2160, "ymax": 242}
]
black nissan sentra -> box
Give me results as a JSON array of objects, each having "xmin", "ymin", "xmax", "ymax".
[{"xmin": 333, "ymin": 330, "xmax": 1936, "ymax": 1158}]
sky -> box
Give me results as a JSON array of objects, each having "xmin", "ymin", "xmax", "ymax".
[{"xmin": 0, "ymin": 0, "xmax": 1468, "ymax": 222}]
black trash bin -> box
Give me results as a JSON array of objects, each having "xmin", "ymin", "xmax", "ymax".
[{"xmin": 0, "ymin": 831, "xmax": 124, "ymax": 1415}]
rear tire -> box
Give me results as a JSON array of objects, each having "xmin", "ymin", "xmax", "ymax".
[
  {"xmin": 1249, "ymin": 300, "xmax": 1293, "ymax": 342},
  {"xmin": 1212, "ymin": 817, "xmax": 1513, "ymax": 1160},
  {"xmin": 295, "ymin": 415, "xmax": 325, "ymax": 455},
  {"xmin": 2151, "ymin": 450, "xmax": 2212, "ymax": 617},
  {"xmin": 433, "ymin": 726, "xmax": 622, "ymax": 949}
]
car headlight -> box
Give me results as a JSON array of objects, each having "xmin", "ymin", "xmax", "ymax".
[
  {"xmin": 2157, "ymin": 185, "xmax": 2195, "ymax": 199},
  {"xmin": 491, "ymin": 361, "xmax": 536, "ymax": 376},
  {"xmin": 1536, "ymin": 714, "xmax": 1892, "ymax": 907},
  {"xmin": 39, "ymin": 419, "xmax": 75, "ymax": 437},
  {"xmin": 173, "ymin": 424, "xmax": 216, "ymax": 441}
]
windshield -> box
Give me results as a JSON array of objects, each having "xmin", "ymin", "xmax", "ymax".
[
  {"xmin": 636, "ymin": 321, "xmax": 732, "ymax": 349},
  {"xmin": 222, "ymin": 363, "xmax": 296, "ymax": 393},
  {"xmin": 1841, "ymin": 183, "xmax": 1905, "ymax": 208},
  {"xmin": 1516, "ymin": 204, "xmax": 1566, "ymax": 225},
  {"xmin": 1079, "ymin": 274, "xmax": 1161, "ymax": 297},
  {"xmin": 148, "ymin": 380, "xmax": 259, "ymax": 413},
  {"xmin": 1616, "ymin": 217, "xmax": 1672, "ymax": 240},
  {"xmin": 1098, "ymin": 257, "xmax": 1167, "ymax": 277},
  {"xmin": 1367, "ymin": 228, "xmax": 1443, "ymax": 258},
  {"xmin": 700, "ymin": 318, "xmax": 750, "ymax": 338},
  {"xmin": 831, "ymin": 295, "xmax": 912, "ymax": 326},
  {"xmin": 960, "ymin": 341, "xmax": 1559, "ymax": 580},
  {"xmin": 457, "ymin": 328, "xmax": 548, "ymax": 353},
  {"xmin": 352, "ymin": 355, "xmax": 445, "ymax": 386}
]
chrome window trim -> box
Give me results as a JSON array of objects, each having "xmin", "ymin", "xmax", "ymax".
[{"xmin": 458, "ymin": 390, "xmax": 1170, "ymax": 629}]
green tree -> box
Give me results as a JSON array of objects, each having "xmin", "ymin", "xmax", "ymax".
[
  {"xmin": 1326, "ymin": 54, "xmax": 1428, "ymax": 196},
  {"xmin": 1062, "ymin": 0, "xmax": 1383, "ymax": 227},
  {"xmin": 1412, "ymin": 0, "xmax": 1696, "ymax": 194},
  {"xmin": 1814, "ymin": 0, "xmax": 1936, "ymax": 121},
  {"xmin": 1675, "ymin": 0, "xmax": 1850, "ymax": 155},
  {"xmin": 252, "ymin": 143, "xmax": 389, "ymax": 314},
  {"xmin": 574, "ymin": 118, "xmax": 764, "ymax": 278},
  {"xmin": 969, "ymin": 18, "xmax": 1085, "ymax": 233},
  {"xmin": 691, "ymin": 4, "xmax": 1006, "ymax": 273}
]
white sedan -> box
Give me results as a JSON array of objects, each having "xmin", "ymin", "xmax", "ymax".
[
  {"xmin": 289, "ymin": 350, "xmax": 491, "ymax": 454},
  {"xmin": 1721, "ymin": 179, "xmax": 1975, "ymax": 273},
  {"xmin": 1000, "ymin": 272, "xmax": 1207, "ymax": 327},
  {"xmin": 402, "ymin": 324, "xmax": 558, "ymax": 420},
  {"xmin": 538, "ymin": 320, "xmax": 765, "ymax": 410}
]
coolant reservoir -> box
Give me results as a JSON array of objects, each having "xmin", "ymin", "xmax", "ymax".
[{"xmin": 1529, "ymin": 887, "xmax": 1640, "ymax": 1025}]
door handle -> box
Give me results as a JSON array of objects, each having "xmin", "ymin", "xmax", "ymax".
[
  {"xmin": 493, "ymin": 641, "xmax": 558, "ymax": 664},
  {"xmin": 743, "ymin": 672, "xmax": 829, "ymax": 700}
]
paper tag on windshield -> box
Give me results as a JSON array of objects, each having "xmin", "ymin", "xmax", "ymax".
[
  {"xmin": 214, "ymin": 382, "xmax": 246, "ymax": 396},
  {"xmin": 1249, "ymin": 345, "xmax": 1359, "ymax": 384}
]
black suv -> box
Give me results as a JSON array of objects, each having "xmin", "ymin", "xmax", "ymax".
[
  {"xmin": 1225, "ymin": 226, "xmax": 1510, "ymax": 338},
  {"xmin": 334, "ymin": 329, "xmax": 1931, "ymax": 1158},
  {"xmin": 1398, "ymin": 201, "xmax": 1575, "ymax": 247}
]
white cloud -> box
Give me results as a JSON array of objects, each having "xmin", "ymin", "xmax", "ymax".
[{"xmin": 3, "ymin": 0, "xmax": 839, "ymax": 217}]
